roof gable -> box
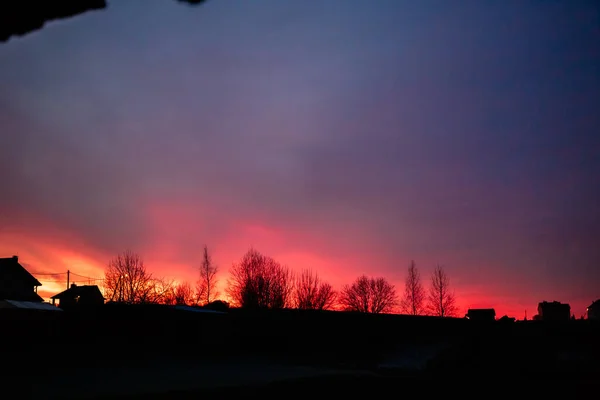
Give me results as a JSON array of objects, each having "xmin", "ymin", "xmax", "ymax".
[
  {"xmin": 0, "ymin": 300, "xmax": 62, "ymax": 311},
  {"xmin": 51, "ymin": 285, "xmax": 104, "ymax": 300},
  {"xmin": 0, "ymin": 256, "xmax": 41, "ymax": 287}
]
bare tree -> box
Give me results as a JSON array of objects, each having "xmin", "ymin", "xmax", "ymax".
[
  {"xmin": 226, "ymin": 248, "xmax": 294, "ymax": 309},
  {"xmin": 196, "ymin": 245, "xmax": 218, "ymax": 305},
  {"xmin": 400, "ymin": 260, "xmax": 425, "ymax": 315},
  {"xmin": 427, "ymin": 265, "xmax": 458, "ymax": 317},
  {"xmin": 339, "ymin": 275, "xmax": 397, "ymax": 314},
  {"xmin": 140, "ymin": 277, "xmax": 175, "ymax": 304},
  {"xmin": 104, "ymin": 251, "xmax": 153, "ymax": 304},
  {"xmin": 173, "ymin": 281, "xmax": 195, "ymax": 305},
  {"xmin": 294, "ymin": 269, "xmax": 337, "ymax": 310},
  {"xmin": 103, "ymin": 251, "xmax": 177, "ymax": 304}
]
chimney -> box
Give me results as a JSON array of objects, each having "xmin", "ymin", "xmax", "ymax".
[
  {"xmin": 12, "ymin": 255, "xmax": 18, "ymax": 262},
  {"xmin": 71, "ymin": 283, "xmax": 77, "ymax": 289}
]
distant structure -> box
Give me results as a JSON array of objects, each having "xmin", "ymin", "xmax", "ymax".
[
  {"xmin": 0, "ymin": 256, "xmax": 43, "ymax": 302},
  {"xmin": 51, "ymin": 283, "xmax": 104, "ymax": 310},
  {"xmin": 587, "ymin": 300, "xmax": 600, "ymax": 320},
  {"xmin": 465, "ymin": 308, "xmax": 496, "ymax": 322},
  {"xmin": 498, "ymin": 315, "xmax": 516, "ymax": 323},
  {"xmin": 203, "ymin": 300, "xmax": 230, "ymax": 312},
  {"xmin": 537, "ymin": 301, "xmax": 570, "ymax": 322}
]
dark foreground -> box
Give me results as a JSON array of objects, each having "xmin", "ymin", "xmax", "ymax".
[
  {"xmin": 2, "ymin": 305, "xmax": 598, "ymax": 399},
  {"xmin": 111, "ymin": 374, "xmax": 594, "ymax": 400}
]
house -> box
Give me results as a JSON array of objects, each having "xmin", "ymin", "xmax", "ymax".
[
  {"xmin": 587, "ymin": 300, "xmax": 600, "ymax": 320},
  {"xmin": 466, "ymin": 308, "xmax": 496, "ymax": 321},
  {"xmin": 51, "ymin": 283, "xmax": 104, "ymax": 310},
  {"xmin": 537, "ymin": 301, "xmax": 570, "ymax": 322},
  {"xmin": 0, "ymin": 256, "xmax": 43, "ymax": 302}
]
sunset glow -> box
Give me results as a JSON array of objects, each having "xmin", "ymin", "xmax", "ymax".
[{"xmin": 1, "ymin": 1, "xmax": 599, "ymax": 319}]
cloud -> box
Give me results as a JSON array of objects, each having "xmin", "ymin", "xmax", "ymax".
[{"xmin": 1, "ymin": 0, "xmax": 599, "ymax": 317}]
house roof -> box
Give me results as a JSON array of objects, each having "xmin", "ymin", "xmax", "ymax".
[
  {"xmin": 9, "ymin": 291, "xmax": 45, "ymax": 302},
  {"xmin": 467, "ymin": 308, "xmax": 496, "ymax": 313},
  {"xmin": 588, "ymin": 299, "xmax": 600, "ymax": 309},
  {"xmin": 538, "ymin": 301, "xmax": 570, "ymax": 308},
  {"xmin": 173, "ymin": 305, "xmax": 226, "ymax": 314},
  {"xmin": 0, "ymin": 256, "xmax": 42, "ymax": 287},
  {"xmin": 0, "ymin": 300, "xmax": 62, "ymax": 311},
  {"xmin": 51, "ymin": 284, "xmax": 104, "ymax": 300}
]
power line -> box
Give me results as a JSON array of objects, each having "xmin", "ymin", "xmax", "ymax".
[
  {"xmin": 29, "ymin": 270, "xmax": 103, "ymax": 281},
  {"xmin": 73, "ymin": 277, "xmax": 103, "ymax": 281},
  {"xmin": 29, "ymin": 271, "xmax": 67, "ymax": 276},
  {"xmin": 37, "ymin": 278, "xmax": 102, "ymax": 283},
  {"xmin": 72, "ymin": 279, "xmax": 104, "ymax": 283},
  {"xmin": 30, "ymin": 269, "xmax": 104, "ymax": 291},
  {"xmin": 70, "ymin": 272, "xmax": 103, "ymax": 281}
]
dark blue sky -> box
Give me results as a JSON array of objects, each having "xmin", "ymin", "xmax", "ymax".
[{"xmin": 1, "ymin": 0, "xmax": 599, "ymax": 316}]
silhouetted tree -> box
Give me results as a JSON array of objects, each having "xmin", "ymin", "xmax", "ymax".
[
  {"xmin": 427, "ymin": 265, "xmax": 458, "ymax": 317},
  {"xmin": 104, "ymin": 251, "xmax": 177, "ymax": 304},
  {"xmin": 173, "ymin": 281, "xmax": 195, "ymax": 305},
  {"xmin": 339, "ymin": 275, "xmax": 397, "ymax": 313},
  {"xmin": 400, "ymin": 260, "xmax": 425, "ymax": 315},
  {"xmin": 226, "ymin": 248, "xmax": 293, "ymax": 309},
  {"xmin": 196, "ymin": 245, "xmax": 218, "ymax": 305},
  {"xmin": 104, "ymin": 251, "xmax": 154, "ymax": 304},
  {"xmin": 142, "ymin": 277, "xmax": 176, "ymax": 304},
  {"xmin": 294, "ymin": 269, "xmax": 337, "ymax": 310}
]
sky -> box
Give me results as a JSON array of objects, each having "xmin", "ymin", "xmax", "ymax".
[{"xmin": 1, "ymin": 0, "xmax": 599, "ymax": 318}]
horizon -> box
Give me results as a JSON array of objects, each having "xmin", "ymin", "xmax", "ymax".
[
  {"xmin": 1, "ymin": 1, "xmax": 599, "ymax": 319},
  {"xmin": 2, "ymin": 252, "xmax": 594, "ymax": 319}
]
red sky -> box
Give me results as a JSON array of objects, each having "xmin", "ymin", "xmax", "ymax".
[
  {"xmin": 0, "ymin": 208, "xmax": 593, "ymax": 318},
  {"xmin": 1, "ymin": 1, "xmax": 599, "ymax": 319}
]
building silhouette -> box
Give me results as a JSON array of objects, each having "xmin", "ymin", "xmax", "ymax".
[
  {"xmin": 587, "ymin": 300, "xmax": 600, "ymax": 320},
  {"xmin": 498, "ymin": 315, "xmax": 516, "ymax": 323},
  {"xmin": 537, "ymin": 301, "xmax": 570, "ymax": 322},
  {"xmin": 466, "ymin": 308, "xmax": 496, "ymax": 321},
  {"xmin": 0, "ymin": 256, "xmax": 43, "ymax": 302},
  {"xmin": 51, "ymin": 283, "xmax": 104, "ymax": 310}
]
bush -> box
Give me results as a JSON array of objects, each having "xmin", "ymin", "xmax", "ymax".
[{"xmin": 204, "ymin": 300, "xmax": 229, "ymax": 312}]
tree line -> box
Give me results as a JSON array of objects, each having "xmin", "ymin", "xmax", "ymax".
[{"xmin": 103, "ymin": 247, "xmax": 458, "ymax": 317}]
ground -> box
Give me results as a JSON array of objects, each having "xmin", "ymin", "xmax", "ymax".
[{"xmin": 2, "ymin": 308, "xmax": 598, "ymax": 399}]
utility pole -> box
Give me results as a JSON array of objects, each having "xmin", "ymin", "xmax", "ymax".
[{"xmin": 67, "ymin": 270, "xmax": 70, "ymax": 289}]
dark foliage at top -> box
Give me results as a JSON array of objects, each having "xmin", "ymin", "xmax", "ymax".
[{"xmin": 0, "ymin": 0, "xmax": 208, "ymax": 42}]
